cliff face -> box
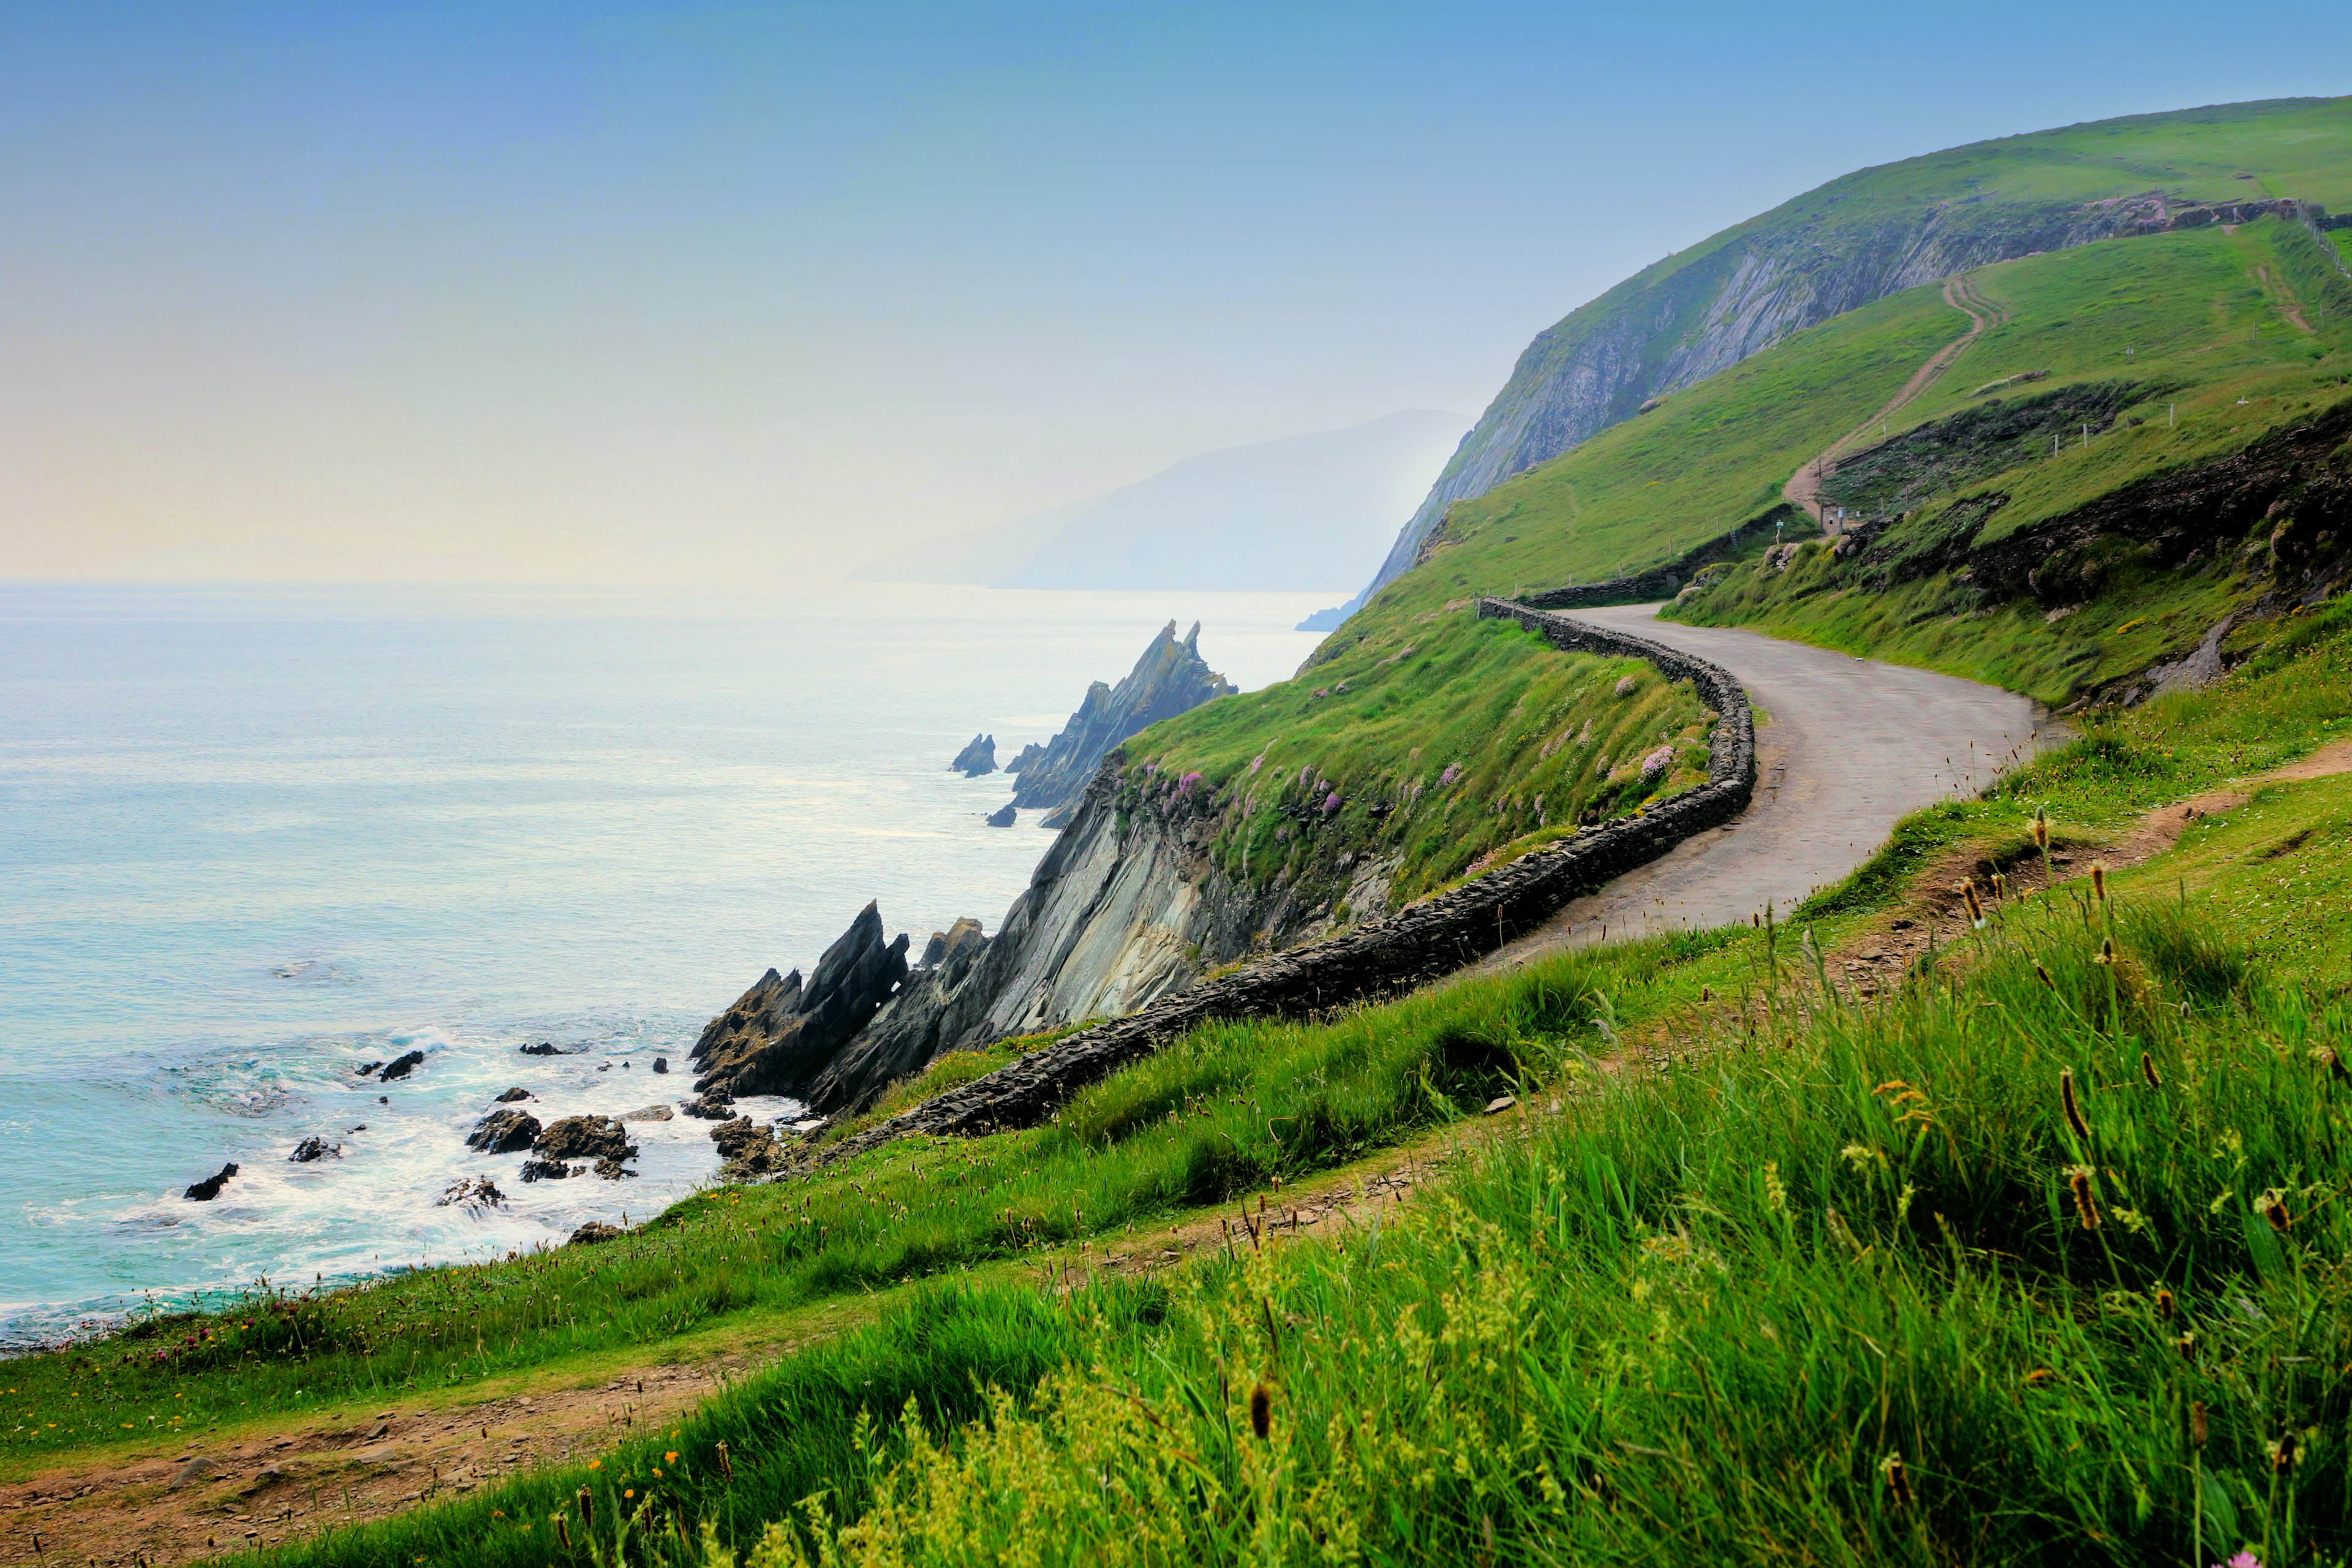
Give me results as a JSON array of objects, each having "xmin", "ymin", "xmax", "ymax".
[{"xmin": 1007, "ymin": 620, "xmax": 1236, "ymax": 821}]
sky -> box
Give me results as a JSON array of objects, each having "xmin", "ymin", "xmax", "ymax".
[{"xmin": 4, "ymin": 2, "xmax": 2348, "ymax": 586}]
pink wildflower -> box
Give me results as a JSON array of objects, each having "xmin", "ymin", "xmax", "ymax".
[
  {"xmin": 1322, "ymin": 791, "xmax": 1342, "ymax": 816},
  {"xmin": 1438, "ymin": 763, "xmax": 1461, "ymax": 787}
]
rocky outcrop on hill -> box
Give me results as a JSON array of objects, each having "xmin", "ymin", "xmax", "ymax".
[
  {"xmin": 951, "ymin": 734, "xmax": 998, "ymax": 776},
  {"xmin": 1008, "ymin": 622, "xmax": 1235, "ymax": 824},
  {"xmin": 690, "ymin": 903, "xmax": 910, "ymax": 1100},
  {"xmin": 810, "ymin": 601, "xmax": 1756, "ymax": 1165},
  {"xmin": 1352, "ymin": 116, "xmax": 2342, "ymax": 611},
  {"xmin": 802, "ymin": 917, "xmax": 992, "ymax": 1114}
]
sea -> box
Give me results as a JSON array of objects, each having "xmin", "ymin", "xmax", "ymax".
[{"xmin": 0, "ymin": 582, "xmax": 1330, "ymax": 1347}]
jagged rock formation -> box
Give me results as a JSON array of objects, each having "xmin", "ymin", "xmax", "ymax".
[
  {"xmin": 1353, "ymin": 105, "xmax": 2345, "ymax": 611},
  {"xmin": 690, "ymin": 903, "xmax": 910, "ymax": 1100},
  {"xmin": 985, "ymin": 802, "xmax": 1017, "ymax": 827},
  {"xmin": 951, "ymin": 733, "xmax": 997, "ymax": 776},
  {"xmin": 533, "ymin": 1115, "xmax": 634, "ymax": 1163},
  {"xmin": 814, "ymin": 600, "xmax": 1756, "ymax": 1166},
  {"xmin": 802, "ymin": 918, "xmax": 992, "ymax": 1114},
  {"xmin": 466, "ymin": 1108, "xmax": 541, "ymax": 1153},
  {"xmin": 1008, "ymin": 622, "xmax": 1236, "ymax": 824}
]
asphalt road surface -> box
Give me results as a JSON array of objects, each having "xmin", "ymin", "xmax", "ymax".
[{"xmin": 1483, "ymin": 603, "xmax": 2056, "ymax": 966}]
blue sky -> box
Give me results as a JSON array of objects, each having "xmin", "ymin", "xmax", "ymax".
[{"xmin": 4, "ymin": 2, "xmax": 2348, "ymax": 583}]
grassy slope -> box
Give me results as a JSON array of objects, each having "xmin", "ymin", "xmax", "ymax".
[
  {"xmin": 1665, "ymin": 217, "xmax": 2352, "ymax": 702},
  {"xmin": 1412, "ymin": 97, "xmax": 2352, "ymax": 537},
  {"xmin": 240, "ymin": 605, "xmax": 2352, "ymax": 1568}
]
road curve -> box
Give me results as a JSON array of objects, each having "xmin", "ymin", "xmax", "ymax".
[{"xmin": 1482, "ymin": 603, "xmax": 2054, "ymax": 965}]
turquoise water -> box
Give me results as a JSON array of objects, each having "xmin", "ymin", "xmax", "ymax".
[{"xmin": 0, "ymin": 583, "xmax": 1325, "ymax": 1345}]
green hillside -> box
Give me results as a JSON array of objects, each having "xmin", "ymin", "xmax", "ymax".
[{"xmin": 1370, "ymin": 96, "xmax": 2352, "ymax": 594}]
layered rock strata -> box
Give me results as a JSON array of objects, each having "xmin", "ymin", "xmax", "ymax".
[
  {"xmin": 690, "ymin": 903, "xmax": 910, "ymax": 1101},
  {"xmin": 815, "ymin": 601, "xmax": 1754, "ymax": 1166},
  {"xmin": 1008, "ymin": 621, "xmax": 1236, "ymax": 823}
]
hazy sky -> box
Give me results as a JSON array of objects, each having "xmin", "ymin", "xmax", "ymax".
[{"xmin": 6, "ymin": 2, "xmax": 2348, "ymax": 585}]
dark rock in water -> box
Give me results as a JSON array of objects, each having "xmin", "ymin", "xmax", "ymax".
[
  {"xmin": 377, "ymin": 1049, "xmax": 426, "ymax": 1082},
  {"xmin": 1008, "ymin": 622, "xmax": 1235, "ymax": 814},
  {"xmin": 951, "ymin": 733, "xmax": 998, "ymax": 777},
  {"xmin": 355, "ymin": 1060, "xmax": 382, "ymax": 1077},
  {"xmin": 184, "ymin": 1163, "xmax": 238, "ymax": 1201},
  {"xmin": 651, "ymin": 1057, "xmax": 668, "ymax": 1075},
  {"xmin": 467, "ymin": 1108, "xmax": 542, "ymax": 1154},
  {"xmin": 985, "ymin": 802, "xmax": 1017, "ymax": 827},
  {"xmin": 534, "ymin": 1115, "xmax": 634, "ymax": 1163},
  {"xmin": 679, "ymin": 1090, "xmax": 736, "ymax": 1119},
  {"xmin": 618, "ymin": 1103, "xmax": 674, "ymax": 1123},
  {"xmin": 690, "ymin": 902, "xmax": 909, "ymax": 1101},
  {"xmin": 436, "ymin": 1176, "xmax": 507, "ymax": 1212},
  {"xmin": 803, "ymin": 917, "xmax": 992, "ymax": 1115},
  {"xmin": 518, "ymin": 1041, "xmax": 570, "ymax": 1056},
  {"xmin": 519, "ymin": 1156, "xmax": 573, "ymax": 1183},
  {"xmin": 287, "ymin": 1137, "xmax": 340, "ymax": 1163},
  {"xmin": 710, "ymin": 1117, "xmax": 786, "ymax": 1181},
  {"xmin": 592, "ymin": 1155, "xmax": 638, "ymax": 1181},
  {"xmin": 494, "ymin": 1086, "xmax": 531, "ymax": 1103},
  {"xmin": 568, "ymin": 1221, "xmax": 623, "ymax": 1246}
]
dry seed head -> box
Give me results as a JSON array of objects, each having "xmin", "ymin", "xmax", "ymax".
[
  {"xmin": 1991, "ymin": 871, "xmax": 2008, "ymax": 902},
  {"xmin": 2141, "ymin": 1052, "xmax": 2162, "ymax": 1090},
  {"xmin": 1248, "ymin": 1381, "xmax": 1272, "ymax": 1440},
  {"xmin": 1962, "ymin": 881, "xmax": 1986, "ymax": 929},
  {"xmin": 2060, "ymin": 1069, "xmax": 2092, "ymax": 1142},
  {"xmin": 2091, "ymin": 862, "xmax": 2108, "ymax": 901},
  {"xmin": 2177, "ymin": 1330, "xmax": 2196, "ymax": 1362},
  {"xmin": 577, "ymin": 1485, "xmax": 594, "ymax": 1527},
  {"xmin": 2068, "ymin": 1167, "xmax": 2101, "ymax": 1231},
  {"xmin": 2031, "ymin": 806, "xmax": 2049, "ymax": 849},
  {"xmin": 555, "ymin": 1515, "xmax": 573, "ymax": 1550},
  {"xmin": 715, "ymin": 1441, "xmax": 733, "ymax": 1482},
  {"xmin": 2156, "ymin": 1286, "xmax": 2176, "ymax": 1321},
  {"xmin": 2265, "ymin": 1196, "xmax": 2292, "ymax": 1233},
  {"xmin": 2273, "ymin": 1431, "xmax": 2299, "ymax": 1472},
  {"xmin": 2094, "ymin": 937, "xmax": 2116, "ymax": 966},
  {"xmin": 2034, "ymin": 961, "xmax": 2055, "ymax": 990},
  {"xmin": 1878, "ymin": 1450, "xmax": 1914, "ymax": 1508},
  {"xmin": 2192, "ymin": 1401, "xmax": 2208, "ymax": 1447}
]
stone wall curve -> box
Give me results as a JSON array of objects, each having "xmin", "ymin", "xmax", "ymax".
[{"xmin": 813, "ymin": 598, "xmax": 1756, "ymax": 1165}]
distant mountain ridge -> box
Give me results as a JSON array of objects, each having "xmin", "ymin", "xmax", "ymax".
[{"xmin": 853, "ymin": 412, "xmax": 1465, "ymax": 592}]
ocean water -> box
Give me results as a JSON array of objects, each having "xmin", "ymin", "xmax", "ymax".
[{"xmin": 0, "ymin": 583, "xmax": 1329, "ymax": 1346}]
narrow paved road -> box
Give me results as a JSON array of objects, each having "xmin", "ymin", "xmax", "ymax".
[{"xmin": 1482, "ymin": 604, "xmax": 2054, "ymax": 966}]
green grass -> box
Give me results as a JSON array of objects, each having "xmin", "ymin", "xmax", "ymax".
[
  {"xmin": 1120, "ymin": 611, "xmax": 1716, "ymax": 913},
  {"xmin": 113, "ymin": 591, "xmax": 2329, "ymax": 1568}
]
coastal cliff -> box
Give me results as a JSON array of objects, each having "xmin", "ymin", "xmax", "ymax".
[{"xmin": 1007, "ymin": 620, "xmax": 1236, "ymax": 823}]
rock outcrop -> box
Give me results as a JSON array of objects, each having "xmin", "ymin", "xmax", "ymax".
[
  {"xmin": 436, "ymin": 1177, "xmax": 507, "ymax": 1212},
  {"xmin": 467, "ymin": 1108, "xmax": 541, "ymax": 1153},
  {"xmin": 287, "ymin": 1137, "xmax": 339, "ymax": 1163},
  {"xmin": 817, "ymin": 600, "xmax": 1755, "ymax": 1165},
  {"xmin": 951, "ymin": 733, "xmax": 998, "ymax": 776},
  {"xmin": 985, "ymin": 802, "xmax": 1017, "ymax": 827},
  {"xmin": 533, "ymin": 1115, "xmax": 634, "ymax": 1163},
  {"xmin": 376, "ymin": 1049, "xmax": 426, "ymax": 1081},
  {"xmin": 568, "ymin": 1221, "xmax": 622, "ymax": 1246},
  {"xmin": 494, "ymin": 1086, "xmax": 531, "ymax": 1103},
  {"xmin": 689, "ymin": 903, "xmax": 910, "ymax": 1100},
  {"xmin": 1007, "ymin": 622, "xmax": 1236, "ymax": 823},
  {"xmin": 801, "ymin": 918, "xmax": 992, "ymax": 1114},
  {"xmin": 184, "ymin": 1163, "xmax": 238, "ymax": 1202}
]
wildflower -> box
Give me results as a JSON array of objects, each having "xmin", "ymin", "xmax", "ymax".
[
  {"xmin": 1762, "ymin": 1162, "xmax": 1787, "ymax": 1216},
  {"xmin": 665, "ymin": 1450, "xmax": 678, "ymax": 1464},
  {"xmin": 2141, "ymin": 1052, "xmax": 2162, "ymax": 1089},
  {"xmin": 2223, "ymin": 1555, "xmax": 2266, "ymax": 1568},
  {"xmin": 1299, "ymin": 765, "xmax": 1314, "ymax": 788},
  {"xmin": 1249, "ymin": 1382, "xmax": 1272, "ymax": 1440},
  {"xmin": 2060, "ymin": 1068, "xmax": 2092, "ymax": 1143},
  {"xmin": 1841, "ymin": 1143, "xmax": 1886, "ymax": 1174},
  {"xmin": 2068, "ymin": 1166, "xmax": 2101, "ymax": 1231},
  {"xmin": 1878, "ymin": 1450, "xmax": 1914, "ymax": 1507},
  {"xmin": 1322, "ymin": 791, "xmax": 1343, "ymax": 817}
]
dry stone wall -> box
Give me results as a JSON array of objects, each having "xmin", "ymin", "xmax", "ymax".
[{"xmin": 812, "ymin": 600, "xmax": 1755, "ymax": 1166}]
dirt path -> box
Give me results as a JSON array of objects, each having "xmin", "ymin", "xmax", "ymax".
[
  {"xmin": 1822, "ymin": 736, "xmax": 2352, "ymax": 993},
  {"xmin": 1784, "ymin": 271, "xmax": 2005, "ymax": 522},
  {"xmin": 2, "ymin": 1352, "xmax": 778, "ymax": 1566}
]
